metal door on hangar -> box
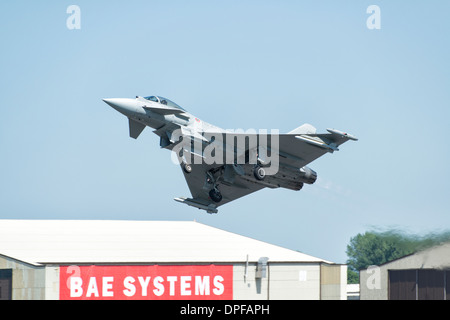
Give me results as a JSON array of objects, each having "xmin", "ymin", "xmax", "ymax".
[
  {"xmin": 389, "ymin": 269, "xmax": 450, "ymax": 300},
  {"xmin": 0, "ymin": 269, "xmax": 12, "ymax": 300}
]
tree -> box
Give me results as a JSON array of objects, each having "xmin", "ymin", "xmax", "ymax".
[{"xmin": 346, "ymin": 230, "xmax": 450, "ymax": 284}]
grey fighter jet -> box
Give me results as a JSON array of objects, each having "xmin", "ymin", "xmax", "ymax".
[{"xmin": 104, "ymin": 95, "xmax": 357, "ymax": 213}]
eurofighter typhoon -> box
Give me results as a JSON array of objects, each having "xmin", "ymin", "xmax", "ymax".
[{"xmin": 104, "ymin": 96, "xmax": 357, "ymax": 213}]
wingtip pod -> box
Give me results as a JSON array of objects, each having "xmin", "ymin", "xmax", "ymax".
[{"xmin": 326, "ymin": 128, "xmax": 358, "ymax": 141}]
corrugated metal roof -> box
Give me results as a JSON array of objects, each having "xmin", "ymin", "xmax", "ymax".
[{"xmin": 0, "ymin": 220, "xmax": 331, "ymax": 266}]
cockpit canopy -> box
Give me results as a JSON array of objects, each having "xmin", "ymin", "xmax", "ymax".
[{"xmin": 143, "ymin": 96, "xmax": 186, "ymax": 111}]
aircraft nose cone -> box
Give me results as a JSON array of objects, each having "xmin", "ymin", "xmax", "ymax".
[
  {"xmin": 102, "ymin": 98, "xmax": 115, "ymax": 106},
  {"xmin": 103, "ymin": 98, "xmax": 138, "ymax": 116}
]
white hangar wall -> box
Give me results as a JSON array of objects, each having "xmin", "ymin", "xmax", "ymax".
[
  {"xmin": 0, "ymin": 255, "xmax": 60, "ymax": 300},
  {"xmin": 24, "ymin": 262, "xmax": 346, "ymax": 300},
  {"xmin": 0, "ymin": 254, "xmax": 44, "ymax": 300},
  {"xmin": 42, "ymin": 263, "xmax": 347, "ymax": 300},
  {"xmin": 232, "ymin": 262, "xmax": 346, "ymax": 300}
]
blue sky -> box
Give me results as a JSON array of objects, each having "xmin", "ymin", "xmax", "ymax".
[{"xmin": 1, "ymin": 1, "xmax": 449, "ymax": 263}]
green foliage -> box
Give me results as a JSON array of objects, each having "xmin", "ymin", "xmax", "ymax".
[
  {"xmin": 346, "ymin": 229, "xmax": 450, "ymax": 278},
  {"xmin": 347, "ymin": 268, "xmax": 359, "ymax": 284}
]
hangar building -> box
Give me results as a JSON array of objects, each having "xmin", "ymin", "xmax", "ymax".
[
  {"xmin": 360, "ymin": 242, "xmax": 450, "ymax": 300},
  {"xmin": 0, "ymin": 220, "xmax": 347, "ymax": 300}
]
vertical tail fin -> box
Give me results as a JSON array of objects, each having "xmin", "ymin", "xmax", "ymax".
[{"xmin": 288, "ymin": 123, "xmax": 317, "ymax": 135}]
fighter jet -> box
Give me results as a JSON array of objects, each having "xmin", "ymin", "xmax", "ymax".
[{"xmin": 104, "ymin": 95, "xmax": 357, "ymax": 213}]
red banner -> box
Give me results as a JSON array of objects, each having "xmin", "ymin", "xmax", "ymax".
[{"xmin": 60, "ymin": 265, "xmax": 233, "ymax": 300}]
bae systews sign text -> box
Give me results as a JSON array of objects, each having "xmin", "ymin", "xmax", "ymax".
[{"xmin": 60, "ymin": 265, "xmax": 233, "ymax": 300}]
